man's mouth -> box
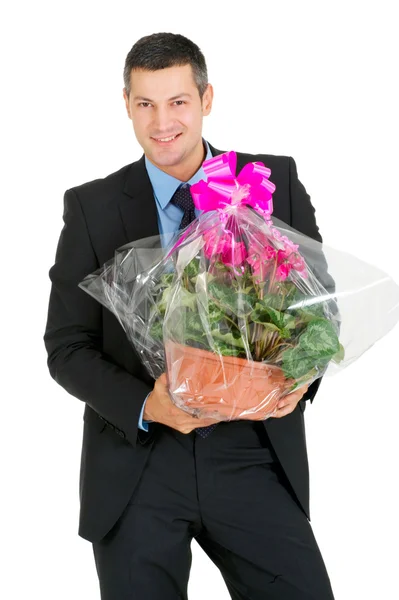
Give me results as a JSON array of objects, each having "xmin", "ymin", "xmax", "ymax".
[{"xmin": 151, "ymin": 133, "xmax": 182, "ymax": 144}]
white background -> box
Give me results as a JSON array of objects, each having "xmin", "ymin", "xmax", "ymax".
[{"xmin": 2, "ymin": 1, "xmax": 398, "ymax": 598}]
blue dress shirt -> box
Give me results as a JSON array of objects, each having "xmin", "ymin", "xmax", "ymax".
[{"xmin": 138, "ymin": 138, "xmax": 213, "ymax": 431}]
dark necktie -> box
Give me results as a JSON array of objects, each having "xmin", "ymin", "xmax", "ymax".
[
  {"xmin": 170, "ymin": 183, "xmax": 196, "ymax": 229},
  {"xmin": 170, "ymin": 184, "xmax": 218, "ymax": 439}
]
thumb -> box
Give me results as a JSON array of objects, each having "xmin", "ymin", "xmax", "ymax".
[{"xmin": 158, "ymin": 372, "xmax": 168, "ymax": 386}]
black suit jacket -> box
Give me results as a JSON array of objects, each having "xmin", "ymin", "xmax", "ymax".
[{"xmin": 44, "ymin": 142, "xmax": 327, "ymax": 542}]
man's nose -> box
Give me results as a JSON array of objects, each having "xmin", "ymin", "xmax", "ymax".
[{"xmin": 153, "ymin": 107, "xmax": 173, "ymax": 132}]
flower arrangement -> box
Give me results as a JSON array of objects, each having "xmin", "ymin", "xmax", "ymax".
[{"xmin": 150, "ymin": 208, "xmax": 343, "ymax": 394}]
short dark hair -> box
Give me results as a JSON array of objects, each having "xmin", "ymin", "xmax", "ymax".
[{"xmin": 123, "ymin": 32, "xmax": 208, "ymax": 100}]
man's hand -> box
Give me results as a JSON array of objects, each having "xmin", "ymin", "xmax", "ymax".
[
  {"xmin": 144, "ymin": 373, "xmax": 220, "ymax": 434},
  {"xmin": 145, "ymin": 374, "xmax": 309, "ymax": 431},
  {"xmin": 187, "ymin": 382, "xmax": 309, "ymax": 422},
  {"xmin": 271, "ymin": 384, "xmax": 309, "ymax": 418}
]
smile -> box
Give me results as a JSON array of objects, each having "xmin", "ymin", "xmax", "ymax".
[{"xmin": 152, "ymin": 133, "xmax": 182, "ymax": 144}]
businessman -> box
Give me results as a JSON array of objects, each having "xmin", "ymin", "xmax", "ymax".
[{"xmin": 44, "ymin": 32, "xmax": 335, "ymax": 599}]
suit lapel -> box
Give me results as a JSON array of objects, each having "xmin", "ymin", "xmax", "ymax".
[{"xmin": 118, "ymin": 155, "xmax": 160, "ymax": 243}]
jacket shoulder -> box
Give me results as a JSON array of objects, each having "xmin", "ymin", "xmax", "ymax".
[
  {"xmin": 208, "ymin": 142, "xmax": 291, "ymax": 168},
  {"xmin": 67, "ymin": 162, "xmax": 133, "ymax": 198},
  {"xmin": 237, "ymin": 149, "xmax": 290, "ymax": 169}
]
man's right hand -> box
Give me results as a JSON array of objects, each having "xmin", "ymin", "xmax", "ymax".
[{"xmin": 144, "ymin": 373, "xmax": 220, "ymax": 434}]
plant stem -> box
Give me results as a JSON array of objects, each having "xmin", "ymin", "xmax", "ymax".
[
  {"xmin": 268, "ymin": 257, "xmax": 278, "ymax": 294},
  {"xmin": 271, "ymin": 340, "xmax": 295, "ymax": 354},
  {"xmin": 279, "ymin": 287, "xmax": 287, "ymax": 311},
  {"xmin": 209, "ymin": 295, "xmax": 241, "ymax": 334},
  {"xmin": 254, "ymin": 263, "xmax": 265, "ymax": 358},
  {"xmin": 224, "ymin": 314, "xmax": 241, "ymax": 333}
]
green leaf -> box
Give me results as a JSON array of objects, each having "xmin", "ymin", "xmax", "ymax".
[
  {"xmin": 293, "ymin": 310, "xmax": 318, "ymax": 324},
  {"xmin": 213, "ymin": 260, "xmax": 229, "ymax": 272},
  {"xmin": 281, "ymin": 347, "xmax": 323, "ymax": 379},
  {"xmin": 280, "ymin": 317, "xmax": 340, "ymax": 379},
  {"xmin": 184, "ymin": 258, "xmax": 201, "ymax": 279},
  {"xmin": 152, "ymin": 273, "xmax": 175, "ymax": 296},
  {"xmin": 208, "ymin": 281, "xmax": 254, "ymax": 317},
  {"xmin": 254, "ymin": 294, "xmax": 282, "ymax": 310},
  {"xmin": 207, "ymin": 300, "xmax": 224, "ymax": 325},
  {"xmin": 242, "ymin": 285, "xmax": 255, "ymax": 294},
  {"xmin": 149, "ymin": 320, "xmax": 163, "ymax": 341},
  {"xmin": 298, "ymin": 319, "xmax": 340, "ymax": 357},
  {"xmin": 282, "ymin": 319, "xmax": 341, "ymax": 379},
  {"xmin": 210, "ymin": 328, "xmax": 246, "ymax": 349},
  {"xmin": 207, "ymin": 281, "xmax": 226, "ymax": 302},
  {"xmin": 267, "ymin": 283, "xmax": 306, "ymax": 310},
  {"xmin": 282, "ymin": 313, "xmax": 297, "ymax": 330},
  {"xmin": 288, "ymin": 297, "xmax": 325, "ymax": 319},
  {"xmin": 181, "ymin": 312, "xmax": 207, "ymax": 345},
  {"xmin": 253, "ymin": 321, "xmax": 280, "ymax": 332},
  {"xmin": 332, "ymin": 343, "xmax": 345, "ymax": 363},
  {"xmin": 185, "ymin": 312, "xmax": 203, "ymax": 332},
  {"xmin": 157, "ymin": 285, "xmax": 198, "ymax": 314},
  {"xmin": 179, "ymin": 287, "xmax": 198, "ymax": 311},
  {"xmin": 264, "ymin": 306, "xmax": 284, "ymax": 327},
  {"xmin": 279, "ymin": 327, "xmax": 292, "ymax": 339},
  {"xmin": 212, "ymin": 342, "xmax": 244, "ymax": 357},
  {"xmin": 252, "ymin": 303, "xmax": 286, "ymax": 329},
  {"xmin": 160, "ymin": 272, "xmax": 175, "ymax": 286},
  {"xmin": 157, "ymin": 286, "xmax": 173, "ymax": 314}
]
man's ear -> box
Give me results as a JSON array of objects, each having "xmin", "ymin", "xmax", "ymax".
[
  {"xmin": 202, "ymin": 83, "xmax": 214, "ymax": 116},
  {"xmin": 123, "ymin": 88, "xmax": 131, "ymax": 119}
]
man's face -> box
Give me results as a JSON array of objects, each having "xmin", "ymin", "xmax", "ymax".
[{"xmin": 123, "ymin": 64, "xmax": 213, "ymax": 179}]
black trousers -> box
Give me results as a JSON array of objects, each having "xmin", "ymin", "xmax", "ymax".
[{"xmin": 92, "ymin": 420, "xmax": 335, "ymax": 599}]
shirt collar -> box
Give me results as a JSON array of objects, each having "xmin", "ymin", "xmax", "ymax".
[{"xmin": 144, "ymin": 138, "xmax": 213, "ymax": 210}]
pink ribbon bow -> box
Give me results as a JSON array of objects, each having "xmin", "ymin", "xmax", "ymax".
[
  {"xmin": 190, "ymin": 150, "xmax": 275, "ymax": 217},
  {"xmin": 167, "ymin": 151, "xmax": 276, "ymax": 257}
]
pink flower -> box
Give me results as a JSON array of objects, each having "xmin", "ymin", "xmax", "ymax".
[
  {"xmin": 203, "ymin": 228, "xmax": 231, "ymax": 259},
  {"xmin": 203, "ymin": 228, "xmax": 248, "ymax": 270},
  {"xmin": 277, "ymin": 247, "xmax": 307, "ymax": 277},
  {"xmin": 220, "ymin": 240, "xmax": 247, "ymax": 268},
  {"xmin": 276, "ymin": 248, "xmax": 290, "ymax": 263},
  {"xmin": 252, "ymin": 263, "xmax": 274, "ymax": 283},
  {"xmin": 275, "ymin": 263, "xmax": 292, "ymax": 281},
  {"xmin": 247, "ymin": 240, "xmax": 276, "ymax": 281},
  {"xmin": 248, "ymin": 232, "xmax": 272, "ymax": 252},
  {"xmin": 290, "ymin": 253, "xmax": 307, "ymax": 273},
  {"xmin": 247, "ymin": 243, "xmax": 276, "ymax": 264}
]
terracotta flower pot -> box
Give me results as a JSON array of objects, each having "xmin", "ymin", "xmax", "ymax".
[{"xmin": 165, "ymin": 341, "xmax": 293, "ymax": 421}]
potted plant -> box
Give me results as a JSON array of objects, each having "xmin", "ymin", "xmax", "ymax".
[{"xmin": 149, "ymin": 211, "xmax": 344, "ymax": 421}]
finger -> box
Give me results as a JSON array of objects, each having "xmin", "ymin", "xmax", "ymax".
[
  {"xmin": 277, "ymin": 396, "xmax": 297, "ymax": 410},
  {"xmin": 287, "ymin": 385, "xmax": 309, "ymax": 398},
  {"xmin": 279, "ymin": 386, "xmax": 308, "ymax": 408},
  {"xmin": 197, "ymin": 415, "xmax": 220, "ymax": 425},
  {"xmin": 272, "ymin": 405, "xmax": 295, "ymax": 418},
  {"xmin": 158, "ymin": 373, "xmax": 168, "ymax": 386}
]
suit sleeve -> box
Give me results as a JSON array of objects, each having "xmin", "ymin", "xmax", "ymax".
[
  {"xmin": 288, "ymin": 156, "xmax": 339, "ymax": 404},
  {"xmin": 43, "ymin": 188, "xmax": 153, "ymax": 447}
]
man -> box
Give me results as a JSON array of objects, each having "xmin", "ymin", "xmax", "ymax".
[{"xmin": 44, "ymin": 32, "xmax": 336, "ymax": 599}]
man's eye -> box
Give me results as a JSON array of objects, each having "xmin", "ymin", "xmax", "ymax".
[
  {"xmin": 174, "ymin": 100, "xmax": 185, "ymax": 106},
  {"xmin": 139, "ymin": 102, "xmax": 151, "ymax": 107}
]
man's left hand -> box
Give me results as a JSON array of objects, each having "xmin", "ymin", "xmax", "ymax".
[
  {"xmin": 271, "ymin": 384, "xmax": 309, "ymax": 418},
  {"xmin": 185, "ymin": 383, "xmax": 310, "ymax": 422}
]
